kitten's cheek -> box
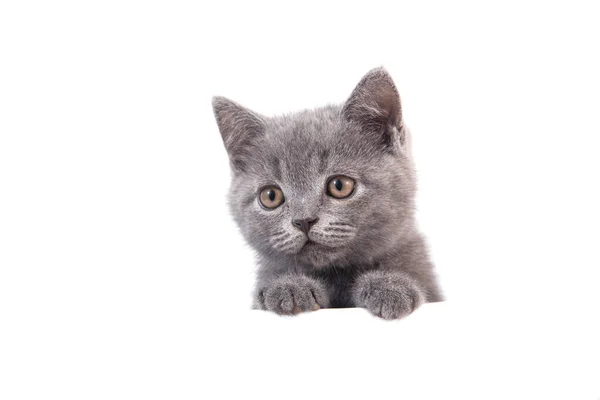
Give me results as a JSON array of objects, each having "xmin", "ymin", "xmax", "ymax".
[
  {"xmin": 267, "ymin": 232, "xmax": 306, "ymax": 255},
  {"xmin": 308, "ymin": 231, "xmax": 357, "ymax": 248}
]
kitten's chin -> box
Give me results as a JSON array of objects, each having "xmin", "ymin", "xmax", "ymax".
[{"xmin": 296, "ymin": 241, "xmax": 343, "ymax": 268}]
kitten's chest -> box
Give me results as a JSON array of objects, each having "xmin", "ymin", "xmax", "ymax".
[{"xmin": 311, "ymin": 266, "xmax": 364, "ymax": 308}]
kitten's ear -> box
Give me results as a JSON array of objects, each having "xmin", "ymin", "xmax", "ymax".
[
  {"xmin": 212, "ymin": 96, "xmax": 265, "ymax": 171},
  {"xmin": 342, "ymin": 67, "xmax": 405, "ymax": 147}
]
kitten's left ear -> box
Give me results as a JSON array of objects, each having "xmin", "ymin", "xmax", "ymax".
[{"xmin": 342, "ymin": 67, "xmax": 405, "ymax": 147}]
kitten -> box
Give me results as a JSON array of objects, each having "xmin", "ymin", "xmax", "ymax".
[{"xmin": 212, "ymin": 67, "xmax": 442, "ymax": 319}]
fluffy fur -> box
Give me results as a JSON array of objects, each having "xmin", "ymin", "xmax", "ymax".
[{"xmin": 213, "ymin": 67, "xmax": 442, "ymax": 319}]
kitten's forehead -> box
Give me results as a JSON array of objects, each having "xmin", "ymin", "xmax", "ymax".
[
  {"xmin": 254, "ymin": 106, "xmax": 340, "ymax": 181},
  {"xmin": 254, "ymin": 105, "xmax": 376, "ymax": 179},
  {"xmin": 264, "ymin": 105, "xmax": 342, "ymax": 148}
]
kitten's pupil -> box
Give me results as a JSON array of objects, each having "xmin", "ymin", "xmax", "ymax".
[
  {"xmin": 334, "ymin": 179, "xmax": 343, "ymax": 191},
  {"xmin": 267, "ymin": 190, "xmax": 276, "ymax": 202}
]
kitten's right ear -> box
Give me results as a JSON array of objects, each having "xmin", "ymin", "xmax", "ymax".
[{"xmin": 212, "ymin": 96, "xmax": 265, "ymax": 171}]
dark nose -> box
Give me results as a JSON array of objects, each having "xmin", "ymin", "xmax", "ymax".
[{"xmin": 292, "ymin": 217, "xmax": 318, "ymax": 234}]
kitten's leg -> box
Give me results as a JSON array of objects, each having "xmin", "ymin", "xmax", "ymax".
[
  {"xmin": 352, "ymin": 270, "xmax": 425, "ymax": 320},
  {"xmin": 254, "ymin": 274, "xmax": 329, "ymax": 315}
]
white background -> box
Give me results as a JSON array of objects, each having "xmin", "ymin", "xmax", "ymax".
[{"xmin": 1, "ymin": 1, "xmax": 599, "ymax": 399}]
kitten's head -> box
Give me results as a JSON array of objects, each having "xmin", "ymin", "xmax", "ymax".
[{"xmin": 213, "ymin": 67, "xmax": 416, "ymax": 268}]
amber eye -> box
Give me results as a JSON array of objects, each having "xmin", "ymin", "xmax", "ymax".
[
  {"xmin": 259, "ymin": 186, "xmax": 285, "ymax": 209},
  {"xmin": 327, "ymin": 176, "xmax": 355, "ymax": 199}
]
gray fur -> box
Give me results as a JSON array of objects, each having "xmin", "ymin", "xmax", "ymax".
[{"xmin": 212, "ymin": 67, "xmax": 442, "ymax": 319}]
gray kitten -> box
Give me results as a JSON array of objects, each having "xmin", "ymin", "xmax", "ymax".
[{"xmin": 212, "ymin": 67, "xmax": 442, "ymax": 319}]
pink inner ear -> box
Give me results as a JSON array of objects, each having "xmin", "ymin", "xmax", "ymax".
[
  {"xmin": 375, "ymin": 89, "xmax": 400, "ymax": 124},
  {"xmin": 343, "ymin": 68, "xmax": 403, "ymax": 130}
]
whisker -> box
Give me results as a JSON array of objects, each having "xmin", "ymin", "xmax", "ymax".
[
  {"xmin": 323, "ymin": 227, "xmax": 355, "ymax": 233},
  {"xmin": 275, "ymin": 239, "xmax": 294, "ymax": 249},
  {"xmin": 328, "ymin": 222, "xmax": 354, "ymax": 227},
  {"xmin": 312, "ymin": 232, "xmax": 352, "ymax": 239},
  {"xmin": 279, "ymin": 243, "xmax": 298, "ymax": 253},
  {"xmin": 271, "ymin": 239, "xmax": 291, "ymax": 248},
  {"xmin": 270, "ymin": 231, "xmax": 289, "ymax": 239},
  {"xmin": 270, "ymin": 232, "xmax": 291, "ymax": 241},
  {"xmin": 271, "ymin": 234, "xmax": 290, "ymax": 240}
]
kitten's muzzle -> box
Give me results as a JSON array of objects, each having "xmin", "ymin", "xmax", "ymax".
[{"xmin": 292, "ymin": 217, "xmax": 319, "ymax": 235}]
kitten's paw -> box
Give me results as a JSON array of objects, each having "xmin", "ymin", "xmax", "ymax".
[
  {"xmin": 255, "ymin": 275, "xmax": 328, "ymax": 315},
  {"xmin": 353, "ymin": 271, "xmax": 425, "ymax": 320}
]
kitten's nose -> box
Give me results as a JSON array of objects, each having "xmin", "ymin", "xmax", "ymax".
[{"xmin": 292, "ymin": 217, "xmax": 318, "ymax": 234}]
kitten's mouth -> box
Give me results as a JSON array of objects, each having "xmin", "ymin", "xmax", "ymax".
[{"xmin": 301, "ymin": 239, "xmax": 333, "ymax": 251}]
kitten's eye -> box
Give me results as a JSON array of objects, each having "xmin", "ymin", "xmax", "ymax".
[
  {"xmin": 259, "ymin": 186, "xmax": 285, "ymax": 209},
  {"xmin": 327, "ymin": 176, "xmax": 355, "ymax": 199}
]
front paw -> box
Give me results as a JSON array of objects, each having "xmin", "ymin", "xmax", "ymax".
[
  {"xmin": 255, "ymin": 275, "xmax": 328, "ymax": 315},
  {"xmin": 353, "ymin": 271, "xmax": 425, "ymax": 320}
]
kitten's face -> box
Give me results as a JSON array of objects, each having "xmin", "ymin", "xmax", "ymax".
[{"xmin": 214, "ymin": 68, "xmax": 416, "ymax": 268}]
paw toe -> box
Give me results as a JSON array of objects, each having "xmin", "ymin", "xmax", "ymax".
[
  {"xmin": 380, "ymin": 299, "xmax": 406, "ymax": 319},
  {"xmin": 256, "ymin": 276, "xmax": 328, "ymax": 316}
]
